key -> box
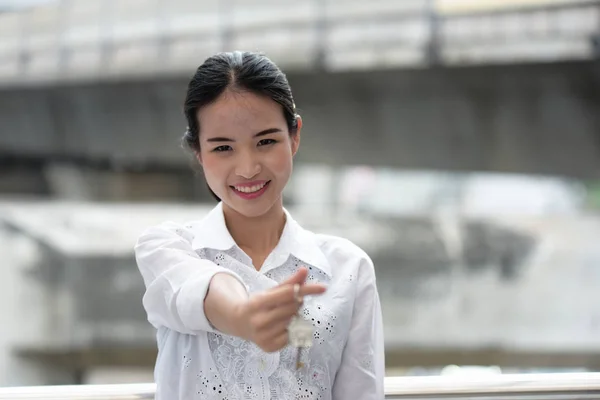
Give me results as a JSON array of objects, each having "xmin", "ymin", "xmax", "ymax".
[
  {"xmin": 295, "ymin": 345, "xmax": 301, "ymax": 370},
  {"xmin": 288, "ymin": 284, "xmax": 313, "ymax": 370},
  {"xmin": 289, "ymin": 314, "xmax": 313, "ymax": 369}
]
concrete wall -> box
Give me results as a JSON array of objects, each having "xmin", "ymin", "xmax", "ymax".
[
  {"xmin": 1, "ymin": 199, "xmax": 600, "ymax": 385},
  {"xmin": 0, "ymin": 228, "xmax": 75, "ymax": 386},
  {"xmin": 291, "ymin": 61, "xmax": 600, "ymax": 179},
  {"xmin": 1, "ymin": 60, "xmax": 600, "ymax": 180}
]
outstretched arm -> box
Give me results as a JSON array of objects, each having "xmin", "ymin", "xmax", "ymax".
[
  {"xmin": 135, "ymin": 222, "xmax": 326, "ymax": 351},
  {"xmin": 135, "ymin": 222, "xmax": 248, "ymax": 335}
]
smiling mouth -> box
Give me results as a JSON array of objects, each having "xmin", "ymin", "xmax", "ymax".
[{"xmin": 231, "ymin": 181, "xmax": 271, "ymax": 194}]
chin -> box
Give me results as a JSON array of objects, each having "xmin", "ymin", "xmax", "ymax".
[
  {"xmin": 236, "ymin": 207, "xmax": 271, "ymax": 218},
  {"xmin": 225, "ymin": 195, "xmax": 280, "ymax": 219}
]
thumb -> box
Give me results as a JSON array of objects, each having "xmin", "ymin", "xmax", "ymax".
[{"xmin": 280, "ymin": 266, "xmax": 308, "ymax": 287}]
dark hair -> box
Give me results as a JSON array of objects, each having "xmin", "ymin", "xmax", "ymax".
[{"xmin": 183, "ymin": 51, "xmax": 299, "ymax": 154}]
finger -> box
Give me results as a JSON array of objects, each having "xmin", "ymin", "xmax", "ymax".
[
  {"xmin": 290, "ymin": 283, "xmax": 328, "ymax": 306},
  {"xmin": 250, "ymin": 302, "xmax": 297, "ymax": 332},
  {"xmin": 263, "ymin": 302, "xmax": 301, "ymax": 324},
  {"xmin": 263, "ymin": 317, "xmax": 294, "ymax": 340},
  {"xmin": 263, "ymin": 330, "xmax": 290, "ymax": 353},
  {"xmin": 279, "ymin": 266, "xmax": 308, "ymax": 286},
  {"xmin": 261, "ymin": 283, "xmax": 326, "ymax": 309},
  {"xmin": 298, "ymin": 284, "xmax": 327, "ymax": 298}
]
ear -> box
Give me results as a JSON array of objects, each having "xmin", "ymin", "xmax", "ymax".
[
  {"xmin": 195, "ymin": 150, "xmax": 203, "ymax": 167},
  {"xmin": 291, "ymin": 115, "xmax": 302, "ymax": 157}
]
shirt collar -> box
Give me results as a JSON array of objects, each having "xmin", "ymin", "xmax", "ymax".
[
  {"xmin": 191, "ymin": 202, "xmax": 331, "ymax": 277},
  {"xmin": 191, "ymin": 202, "xmax": 236, "ymax": 251}
]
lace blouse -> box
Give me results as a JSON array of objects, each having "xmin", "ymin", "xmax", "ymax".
[{"xmin": 135, "ymin": 203, "xmax": 385, "ymax": 399}]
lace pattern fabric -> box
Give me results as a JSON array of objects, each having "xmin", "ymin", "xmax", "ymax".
[
  {"xmin": 192, "ymin": 247, "xmax": 339, "ymax": 400},
  {"xmin": 138, "ymin": 203, "xmax": 384, "ymax": 400}
]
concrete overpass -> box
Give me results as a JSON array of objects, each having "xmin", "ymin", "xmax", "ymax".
[
  {"xmin": 1, "ymin": 0, "xmax": 600, "ymax": 199},
  {"xmin": 1, "ymin": 60, "xmax": 600, "ymax": 179}
]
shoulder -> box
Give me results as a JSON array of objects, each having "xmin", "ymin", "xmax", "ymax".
[
  {"xmin": 136, "ymin": 219, "xmax": 200, "ymax": 246},
  {"xmin": 315, "ymin": 234, "xmax": 371, "ymax": 264},
  {"xmin": 136, "ymin": 205, "xmax": 220, "ymax": 245},
  {"xmin": 314, "ymin": 233, "xmax": 375, "ymax": 277}
]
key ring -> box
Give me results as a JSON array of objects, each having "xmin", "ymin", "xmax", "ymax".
[{"xmin": 293, "ymin": 283, "xmax": 303, "ymax": 304}]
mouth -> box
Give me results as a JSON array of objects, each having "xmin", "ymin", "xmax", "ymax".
[{"xmin": 230, "ymin": 180, "xmax": 271, "ymax": 199}]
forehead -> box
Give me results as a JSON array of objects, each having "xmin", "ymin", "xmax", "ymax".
[{"xmin": 197, "ymin": 90, "xmax": 286, "ymax": 138}]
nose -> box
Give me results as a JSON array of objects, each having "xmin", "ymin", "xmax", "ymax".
[{"xmin": 235, "ymin": 149, "xmax": 261, "ymax": 179}]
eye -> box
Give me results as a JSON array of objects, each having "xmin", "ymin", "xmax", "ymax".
[
  {"xmin": 258, "ymin": 138, "xmax": 277, "ymax": 147},
  {"xmin": 212, "ymin": 145, "xmax": 232, "ymax": 153}
]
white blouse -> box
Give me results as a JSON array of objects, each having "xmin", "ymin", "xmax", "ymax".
[{"xmin": 135, "ymin": 203, "xmax": 385, "ymax": 400}]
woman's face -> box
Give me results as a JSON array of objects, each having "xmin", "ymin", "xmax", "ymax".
[{"xmin": 197, "ymin": 90, "xmax": 301, "ymax": 218}]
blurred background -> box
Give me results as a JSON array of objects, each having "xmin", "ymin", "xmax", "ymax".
[{"xmin": 1, "ymin": 0, "xmax": 600, "ymax": 388}]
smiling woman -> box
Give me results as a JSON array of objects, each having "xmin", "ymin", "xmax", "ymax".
[
  {"xmin": 134, "ymin": 51, "xmax": 385, "ymax": 400},
  {"xmin": 182, "ymin": 52, "xmax": 300, "ymax": 211},
  {"xmin": 194, "ymin": 90, "xmax": 299, "ymax": 218}
]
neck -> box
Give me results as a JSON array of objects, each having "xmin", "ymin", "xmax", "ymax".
[{"xmin": 222, "ymin": 199, "xmax": 286, "ymax": 257}]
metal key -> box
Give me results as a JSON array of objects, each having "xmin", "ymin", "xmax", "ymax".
[
  {"xmin": 288, "ymin": 284, "xmax": 314, "ymax": 370},
  {"xmin": 288, "ymin": 314, "xmax": 313, "ymax": 369}
]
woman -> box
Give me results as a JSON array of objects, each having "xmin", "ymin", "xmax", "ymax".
[{"xmin": 135, "ymin": 51, "xmax": 385, "ymax": 400}]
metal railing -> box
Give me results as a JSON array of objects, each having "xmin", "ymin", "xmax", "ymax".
[
  {"xmin": 0, "ymin": 0, "xmax": 599, "ymax": 86},
  {"xmin": 439, "ymin": 0, "xmax": 600, "ymax": 55},
  {"xmin": 1, "ymin": 373, "xmax": 600, "ymax": 399}
]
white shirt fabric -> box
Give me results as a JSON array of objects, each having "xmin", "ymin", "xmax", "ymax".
[{"xmin": 135, "ymin": 202, "xmax": 385, "ymax": 400}]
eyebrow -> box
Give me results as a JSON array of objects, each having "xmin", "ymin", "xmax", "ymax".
[{"xmin": 205, "ymin": 128, "xmax": 283, "ymax": 143}]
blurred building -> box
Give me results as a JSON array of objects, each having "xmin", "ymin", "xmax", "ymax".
[
  {"xmin": 0, "ymin": 0, "xmax": 599, "ymax": 202},
  {"xmin": 1, "ymin": 174, "xmax": 600, "ymax": 385}
]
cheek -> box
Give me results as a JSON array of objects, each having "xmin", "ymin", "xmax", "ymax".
[
  {"xmin": 201, "ymin": 154, "xmax": 217, "ymax": 171},
  {"xmin": 200, "ymin": 154, "xmax": 227, "ymax": 182},
  {"xmin": 268, "ymin": 147, "xmax": 293, "ymax": 179}
]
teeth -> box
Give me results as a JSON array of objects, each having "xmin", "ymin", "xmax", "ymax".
[{"xmin": 234, "ymin": 182, "xmax": 267, "ymax": 193}]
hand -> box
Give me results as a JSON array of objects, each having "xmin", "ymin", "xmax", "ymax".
[{"xmin": 235, "ymin": 267, "xmax": 326, "ymax": 353}]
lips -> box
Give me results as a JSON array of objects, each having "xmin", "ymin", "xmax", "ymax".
[
  {"xmin": 232, "ymin": 181, "xmax": 269, "ymax": 194},
  {"xmin": 230, "ymin": 180, "xmax": 271, "ymax": 200}
]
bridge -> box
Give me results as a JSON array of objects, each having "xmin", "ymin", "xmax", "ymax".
[
  {"xmin": 0, "ymin": 0, "xmax": 598, "ymax": 83},
  {"xmin": 1, "ymin": 0, "xmax": 600, "ymax": 200}
]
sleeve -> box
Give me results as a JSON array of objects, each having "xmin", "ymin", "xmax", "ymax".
[
  {"xmin": 134, "ymin": 221, "xmax": 247, "ymax": 335},
  {"xmin": 332, "ymin": 254, "xmax": 385, "ymax": 400}
]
